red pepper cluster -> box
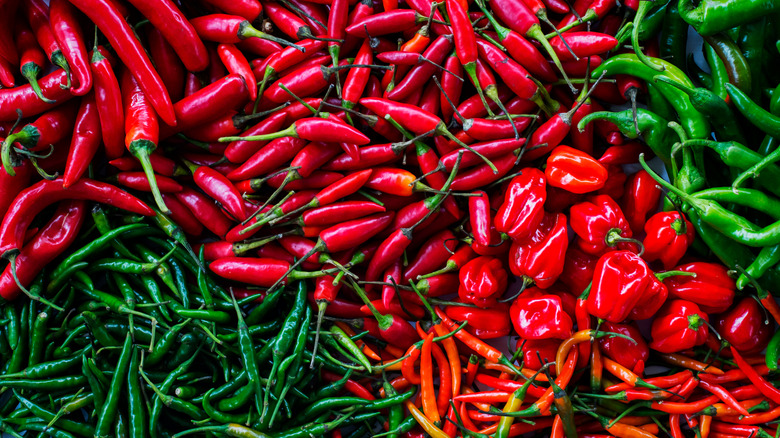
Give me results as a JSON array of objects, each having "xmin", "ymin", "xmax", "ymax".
[{"xmin": 0, "ymin": 0, "xmax": 778, "ymax": 436}]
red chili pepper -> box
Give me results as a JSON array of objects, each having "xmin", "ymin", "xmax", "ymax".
[
  {"xmin": 15, "ymin": 21, "xmax": 52, "ymax": 103},
  {"xmin": 560, "ymin": 247, "xmax": 598, "ymax": 295},
  {"xmin": 598, "ymin": 321, "xmax": 649, "ymax": 371},
  {"xmin": 404, "ymin": 230, "xmax": 458, "ymax": 282},
  {"xmin": 479, "ymin": 26, "xmax": 555, "ymax": 82},
  {"xmin": 549, "ymin": 32, "xmax": 618, "ymax": 61},
  {"xmin": 228, "ymin": 137, "xmax": 307, "ymax": 182},
  {"xmin": 147, "ymin": 28, "xmax": 185, "ymax": 103},
  {"xmin": 63, "ymin": 93, "xmax": 102, "ymax": 188},
  {"xmin": 475, "ymin": 38, "xmax": 539, "ymax": 103},
  {"xmin": 202, "ymin": 0, "xmax": 262, "ymax": 20},
  {"xmin": 714, "ymin": 297, "xmax": 773, "ymax": 355},
  {"xmin": 445, "ymin": 302, "xmax": 512, "ymax": 339},
  {"xmin": 346, "ymin": 10, "xmax": 431, "ymax": 37},
  {"xmin": 159, "ymin": 194, "xmax": 203, "ymax": 237},
  {"xmin": 545, "ymin": 145, "xmax": 609, "ymax": 194},
  {"xmin": 587, "ymin": 250, "xmax": 654, "ymax": 323},
  {"xmin": 466, "ymin": 191, "xmax": 492, "ymax": 248},
  {"xmin": 642, "ymin": 212, "xmax": 695, "ymax": 270},
  {"xmin": 89, "ymin": 46, "xmax": 124, "ymax": 160},
  {"xmin": 217, "ymin": 44, "xmax": 256, "ymax": 101},
  {"xmin": 570, "ymin": 194, "xmax": 635, "ymax": 256},
  {"xmin": 0, "ymin": 178, "xmax": 152, "ymax": 256},
  {"xmin": 264, "ymin": 1, "xmax": 325, "ymax": 41},
  {"xmin": 387, "ymin": 36, "xmax": 454, "ymax": 102},
  {"xmin": 509, "ymin": 212, "xmax": 569, "ymax": 289},
  {"xmin": 190, "ymin": 13, "xmax": 301, "ymax": 50},
  {"xmin": 494, "ymin": 168, "xmax": 546, "ymax": 240},
  {"xmin": 114, "ymin": 172, "xmax": 183, "ymax": 193},
  {"xmin": 622, "ymin": 169, "xmax": 663, "ymax": 233},
  {"xmin": 23, "ymin": 1, "xmax": 69, "ymax": 78},
  {"xmin": 50, "ymin": 0, "xmax": 91, "ymax": 95},
  {"xmin": 69, "ymin": 0, "xmax": 176, "ymax": 125},
  {"xmin": 511, "ymin": 288, "xmax": 574, "ymax": 339},
  {"xmin": 649, "ymin": 300, "xmax": 709, "ymax": 353},
  {"xmin": 343, "ymin": 39, "xmax": 373, "ymax": 111},
  {"xmin": 0, "ymin": 200, "xmax": 86, "ymax": 300},
  {"xmin": 663, "ymin": 262, "xmax": 735, "ymax": 314},
  {"xmin": 730, "ymin": 347, "xmax": 780, "ymax": 406},
  {"xmin": 221, "ymin": 117, "xmax": 370, "ymax": 146},
  {"xmin": 174, "ymin": 186, "xmax": 234, "ymax": 238},
  {"xmin": 1, "ymin": 102, "xmax": 78, "ymax": 174}
]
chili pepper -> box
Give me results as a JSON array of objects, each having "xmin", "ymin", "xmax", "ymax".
[
  {"xmin": 404, "ymin": 230, "xmax": 459, "ymax": 282},
  {"xmin": 729, "ymin": 346, "xmax": 780, "ymax": 405},
  {"xmin": 457, "ymin": 256, "xmax": 508, "ymax": 308},
  {"xmin": 15, "ymin": 22, "xmax": 51, "ymax": 104},
  {"xmin": 49, "ymin": 0, "xmax": 91, "ymax": 96},
  {"xmin": 587, "ymin": 250, "xmax": 655, "ymax": 323},
  {"xmin": 146, "ymin": 27, "xmax": 185, "ymax": 103},
  {"xmin": 649, "ymin": 300, "xmax": 709, "ymax": 353},
  {"xmin": 63, "ymin": 94, "xmax": 101, "ymax": 188},
  {"xmin": 88, "ymin": 46, "xmax": 124, "ymax": 160},
  {"xmin": 570, "ymin": 195, "xmax": 636, "ymax": 256},
  {"xmin": 174, "ymin": 186, "xmax": 233, "ymax": 238},
  {"xmin": 597, "ymin": 322, "xmax": 649, "ymax": 372},
  {"xmin": 545, "ymin": 145, "xmax": 608, "ymax": 194},
  {"xmin": 510, "ymin": 288, "xmax": 573, "ymax": 340},
  {"xmin": 713, "ymin": 297, "xmax": 773, "ymax": 355},
  {"xmin": 436, "ymin": 307, "xmax": 519, "ymax": 373},
  {"xmin": 221, "ymin": 117, "xmax": 370, "ymax": 146},
  {"xmin": 678, "ymin": 0, "xmax": 780, "ymax": 36},
  {"xmin": 387, "ymin": 35, "xmax": 454, "ymax": 102},
  {"xmin": 494, "ymin": 168, "xmax": 546, "ymax": 240},
  {"xmin": 509, "ymin": 212, "xmax": 569, "ymax": 289},
  {"xmin": 190, "ymin": 13, "xmax": 302, "ymax": 52},
  {"xmin": 68, "ymin": 0, "xmax": 176, "ymax": 125}
]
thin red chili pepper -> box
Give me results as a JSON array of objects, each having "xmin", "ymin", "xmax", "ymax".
[
  {"xmin": 174, "ymin": 186, "xmax": 234, "ymax": 238},
  {"xmin": 202, "ymin": 0, "xmax": 263, "ymax": 21},
  {"xmin": 49, "ymin": 0, "xmax": 91, "ymax": 95},
  {"xmin": 69, "ymin": 0, "xmax": 176, "ymax": 125},
  {"xmin": 698, "ymin": 380, "xmax": 750, "ymax": 416},
  {"xmin": 730, "ymin": 346, "xmax": 780, "ymax": 405},
  {"xmin": 217, "ymin": 44, "xmax": 256, "ymax": 101},
  {"xmin": 0, "ymin": 200, "xmax": 86, "ymax": 301},
  {"xmin": 23, "ymin": 1, "xmax": 70, "ymax": 81},
  {"xmin": 16, "ymin": 21, "xmax": 52, "ymax": 103},
  {"xmin": 63, "ymin": 93, "xmax": 101, "ymax": 188},
  {"xmin": 127, "ymin": 0, "xmax": 209, "ymax": 72},
  {"xmin": 2, "ymin": 102, "xmax": 78, "ymax": 175},
  {"xmin": 224, "ymin": 113, "xmax": 288, "ymax": 165},
  {"xmin": 221, "ymin": 117, "xmax": 370, "ymax": 146},
  {"xmin": 0, "ymin": 178, "xmax": 153, "ymax": 256},
  {"xmin": 191, "ymin": 13, "xmax": 302, "ymax": 50},
  {"xmin": 147, "ymin": 27, "xmax": 186, "ymax": 103},
  {"xmin": 90, "ymin": 46, "xmax": 124, "ymax": 160},
  {"xmin": 387, "ymin": 35, "xmax": 454, "ymax": 102},
  {"xmin": 115, "ymin": 172, "xmax": 183, "ymax": 193}
]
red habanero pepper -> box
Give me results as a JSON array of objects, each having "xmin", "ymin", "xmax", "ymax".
[
  {"xmin": 202, "ymin": 0, "xmax": 262, "ymax": 20},
  {"xmin": 68, "ymin": 0, "xmax": 176, "ymax": 126},
  {"xmin": 570, "ymin": 195, "xmax": 636, "ymax": 256},
  {"xmin": 50, "ymin": 0, "xmax": 91, "ymax": 95},
  {"xmin": 560, "ymin": 247, "xmax": 598, "ymax": 295},
  {"xmin": 643, "ymin": 212, "xmax": 695, "ymax": 270},
  {"xmin": 190, "ymin": 13, "xmax": 302, "ymax": 50},
  {"xmin": 120, "ymin": 69, "xmax": 171, "ymax": 215},
  {"xmin": 218, "ymin": 44, "xmax": 256, "ymax": 100},
  {"xmin": 517, "ymin": 338, "xmax": 560, "ymax": 371},
  {"xmin": 90, "ymin": 46, "xmax": 124, "ymax": 160},
  {"xmin": 63, "ymin": 93, "xmax": 101, "ymax": 188},
  {"xmin": 596, "ymin": 165, "xmax": 628, "ymax": 200},
  {"xmin": 0, "ymin": 200, "xmax": 86, "ymax": 300},
  {"xmin": 147, "ymin": 28, "xmax": 185, "ymax": 103},
  {"xmin": 587, "ymin": 250, "xmax": 653, "ymax": 323},
  {"xmin": 0, "ymin": 178, "xmax": 153, "ymax": 256},
  {"xmin": 126, "ymin": 0, "xmax": 209, "ymax": 72},
  {"xmin": 16, "ymin": 21, "xmax": 51, "ymax": 103},
  {"xmin": 174, "ymin": 186, "xmax": 234, "ymax": 238},
  {"xmin": 663, "ymin": 262, "xmax": 735, "ymax": 314},
  {"xmin": 714, "ymin": 298, "xmax": 773, "ymax": 354},
  {"xmin": 545, "ymin": 145, "xmax": 608, "ymax": 194},
  {"xmin": 622, "ymin": 169, "xmax": 663, "ymax": 233},
  {"xmin": 458, "ymin": 256, "xmax": 509, "ymax": 307},
  {"xmin": 446, "ymin": 303, "xmax": 512, "ymax": 339},
  {"xmin": 495, "ymin": 168, "xmax": 546, "ymax": 240},
  {"xmin": 650, "ymin": 300, "xmax": 709, "ymax": 353},
  {"xmin": 159, "ymin": 74, "xmax": 249, "ymax": 139},
  {"xmin": 628, "ymin": 273, "xmax": 668, "ymax": 321},
  {"xmin": 509, "ymin": 212, "xmax": 569, "ymax": 289},
  {"xmin": 511, "ymin": 288, "xmax": 574, "ymax": 339},
  {"xmin": 598, "ymin": 322, "xmax": 649, "ymax": 371}
]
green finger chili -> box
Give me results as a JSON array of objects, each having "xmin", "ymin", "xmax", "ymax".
[
  {"xmin": 726, "ymin": 83, "xmax": 780, "ymax": 139},
  {"xmin": 678, "ymin": 0, "xmax": 780, "ymax": 36},
  {"xmin": 95, "ymin": 333, "xmax": 134, "ymax": 438},
  {"xmin": 766, "ymin": 329, "xmax": 780, "ymax": 371}
]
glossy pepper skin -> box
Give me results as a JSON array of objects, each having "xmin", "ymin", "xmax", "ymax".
[
  {"xmin": 598, "ymin": 322, "xmax": 649, "ymax": 371},
  {"xmin": 518, "ymin": 338, "xmax": 560, "ymax": 370},
  {"xmin": 508, "ymin": 212, "xmax": 569, "ymax": 289},
  {"xmin": 559, "ymin": 247, "xmax": 598, "ymax": 295},
  {"xmin": 643, "ymin": 211, "xmax": 695, "ymax": 270},
  {"xmin": 663, "ymin": 262, "xmax": 735, "ymax": 314},
  {"xmin": 622, "ymin": 169, "xmax": 662, "ymax": 233},
  {"xmin": 510, "ymin": 287, "xmax": 573, "ymax": 340},
  {"xmin": 650, "ymin": 300, "xmax": 709, "ymax": 353},
  {"xmin": 458, "ymin": 256, "xmax": 508, "ymax": 308},
  {"xmin": 630, "ymin": 273, "xmax": 668, "ymax": 321},
  {"xmin": 545, "ymin": 145, "xmax": 608, "ymax": 194},
  {"xmin": 445, "ymin": 302, "xmax": 512, "ymax": 339},
  {"xmin": 587, "ymin": 250, "xmax": 653, "ymax": 323},
  {"xmin": 570, "ymin": 194, "xmax": 634, "ymax": 256},
  {"xmin": 494, "ymin": 168, "xmax": 546, "ymax": 241},
  {"xmin": 713, "ymin": 297, "xmax": 773, "ymax": 354}
]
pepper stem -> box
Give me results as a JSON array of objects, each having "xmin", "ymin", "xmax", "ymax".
[
  {"xmin": 130, "ymin": 140, "xmax": 170, "ymax": 215},
  {"xmin": 463, "ymin": 62, "xmax": 494, "ymax": 117},
  {"xmin": 436, "ymin": 124, "xmax": 498, "ymax": 173},
  {"xmin": 218, "ymin": 123, "xmax": 297, "ymax": 143},
  {"xmin": 632, "ymin": 1, "xmax": 665, "ymax": 72},
  {"xmin": 21, "ymin": 64, "xmax": 55, "ymax": 104},
  {"xmin": 348, "ymin": 278, "xmax": 394, "ymax": 330},
  {"xmin": 527, "ymin": 25, "xmax": 577, "ymax": 93},
  {"xmin": 238, "ymin": 22, "xmax": 306, "ymax": 52}
]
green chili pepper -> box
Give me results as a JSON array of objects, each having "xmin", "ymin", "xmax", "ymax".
[
  {"xmin": 737, "ymin": 245, "xmax": 780, "ymax": 290},
  {"xmin": 92, "ymin": 204, "xmax": 139, "ymax": 260},
  {"xmin": 727, "ymin": 83, "xmax": 780, "ymax": 139},
  {"xmin": 95, "ymin": 333, "xmax": 133, "ymax": 438},
  {"xmin": 659, "ymin": 1, "xmax": 687, "ymax": 70},
  {"xmin": 766, "ymin": 329, "xmax": 780, "ymax": 371},
  {"xmin": 692, "ymin": 188, "xmax": 780, "ymax": 220},
  {"xmin": 148, "ymin": 349, "xmax": 201, "ymax": 438},
  {"xmin": 231, "ymin": 289, "xmax": 264, "ymax": 417},
  {"xmin": 578, "ymin": 109, "xmax": 675, "ymax": 165},
  {"xmin": 12, "ymin": 391, "xmax": 96, "ymax": 436},
  {"xmin": 678, "ymin": 0, "xmax": 780, "ymax": 36}
]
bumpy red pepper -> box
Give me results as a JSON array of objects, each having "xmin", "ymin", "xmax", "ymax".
[
  {"xmin": 508, "ymin": 212, "xmax": 569, "ymax": 289},
  {"xmin": 643, "ymin": 211, "xmax": 695, "ymax": 270},
  {"xmin": 560, "ymin": 247, "xmax": 598, "ymax": 295},
  {"xmin": 650, "ymin": 300, "xmax": 709, "ymax": 354},
  {"xmin": 663, "ymin": 262, "xmax": 735, "ymax": 314},
  {"xmin": 628, "ymin": 273, "xmax": 668, "ymax": 321},
  {"xmin": 510, "ymin": 287, "xmax": 573, "ymax": 340},
  {"xmin": 545, "ymin": 145, "xmax": 609, "ymax": 194},
  {"xmin": 570, "ymin": 194, "xmax": 635, "ymax": 256},
  {"xmin": 598, "ymin": 322, "xmax": 649, "ymax": 371},
  {"xmin": 458, "ymin": 256, "xmax": 508, "ymax": 308},
  {"xmin": 494, "ymin": 168, "xmax": 546, "ymax": 240},
  {"xmin": 622, "ymin": 169, "xmax": 662, "ymax": 233},
  {"xmin": 713, "ymin": 297, "xmax": 773, "ymax": 354},
  {"xmin": 587, "ymin": 250, "xmax": 653, "ymax": 323},
  {"xmin": 518, "ymin": 338, "xmax": 560, "ymax": 370}
]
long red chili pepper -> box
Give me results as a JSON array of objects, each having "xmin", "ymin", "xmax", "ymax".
[
  {"xmin": 0, "ymin": 178, "xmax": 153, "ymax": 256},
  {"xmin": 16, "ymin": 21, "xmax": 52, "ymax": 104},
  {"xmin": 730, "ymin": 346, "xmax": 780, "ymax": 405},
  {"xmin": 49, "ymin": 0, "xmax": 91, "ymax": 96},
  {"xmin": 23, "ymin": 0, "xmax": 70, "ymax": 82},
  {"xmin": 89, "ymin": 46, "xmax": 124, "ymax": 160},
  {"xmin": 68, "ymin": 0, "xmax": 177, "ymax": 125},
  {"xmin": 218, "ymin": 44, "xmax": 257, "ymax": 101},
  {"xmin": 191, "ymin": 13, "xmax": 303, "ymax": 50},
  {"xmin": 147, "ymin": 28, "xmax": 186, "ymax": 103},
  {"xmin": 63, "ymin": 93, "xmax": 101, "ymax": 188}
]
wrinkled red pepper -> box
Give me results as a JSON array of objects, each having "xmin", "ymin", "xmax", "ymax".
[{"xmin": 650, "ymin": 300, "xmax": 709, "ymax": 354}]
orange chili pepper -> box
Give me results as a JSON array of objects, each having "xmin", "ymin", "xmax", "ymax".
[
  {"xmin": 606, "ymin": 421, "xmax": 659, "ymax": 438},
  {"xmin": 402, "ymin": 344, "xmax": 422, "ymax": 384},
  {"xmin": 434, "ymin": 323, "xmax": 462, "ymax": 398},
  {"xmin": 603, "ymin": 357, "xmax": 642, "ymax": 387},
  {"xmin": 591, "ymin": 342, "xmax": 603, "ymax": 392},
  {"xmin": 658, "ymin": 353, "xmax": 724, "ymax": 375},
  {"xmin": 420, "ymin": 332, "xmax": 440, "ymax": 424},
  {"xmin": 700, "ymin": 415, "xmax": 712, "ymax": 438},
  {"xmin": 552, "ymin": 414, "xmax": 565, "ymax": 438},
  {"xmin": 465, "ymin": 354, "xmax": 479, "ymax": 387},
  {"xmin": 335, "ymin": 321, "xmax": 381, "ymax": 361}
]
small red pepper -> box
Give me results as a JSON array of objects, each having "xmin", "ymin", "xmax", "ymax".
[
  {"xmin": 570, "ymin": 194, "xmax": 635, "ymax": 256},
  {"xmin": 508, "ymin": 212, "xmax": 569, "ymax": 289},
  {"xmin": 458, "ymin": 256, "xmax": 508, "ymax": 308},
  {"xmin": 663, "ymin": 262, "xmax": 735, "ymax": 314},
  {"xmin": 643, "ymin": 211, "xmax": 695, "ymax": 270},
  {"xmin": 598, "ymin": 322, "xmax": 649, "ymax": 371},
  {"xmin": 510, "ymin": 287, "xmax": 574, "ymax": 340},
  {"xmin": 650, "ymin": 300, "xmax": 709, "ymax": 354},
  {"xmin": 494, "ymin": 168, "xmax": 546, "ymax": 240},
  {"xmin": 545, "ymin": 145, "xmax": 608, "ymax": 194},
  {"xmin": 587, "ymin": 250, "xmax": 653, "ymax": 323},
  {"xmin": 713, "ymin": 297, "xmax": 773, "ymax": 354},
  {"xmin": 622, "ymin": 169, "xmax": 663, "ymax": 234}
]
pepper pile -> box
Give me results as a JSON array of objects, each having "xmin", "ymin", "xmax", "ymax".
[{"xmin": 0, "ymin": 0, "xmax": 779, "ymax": 436}]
